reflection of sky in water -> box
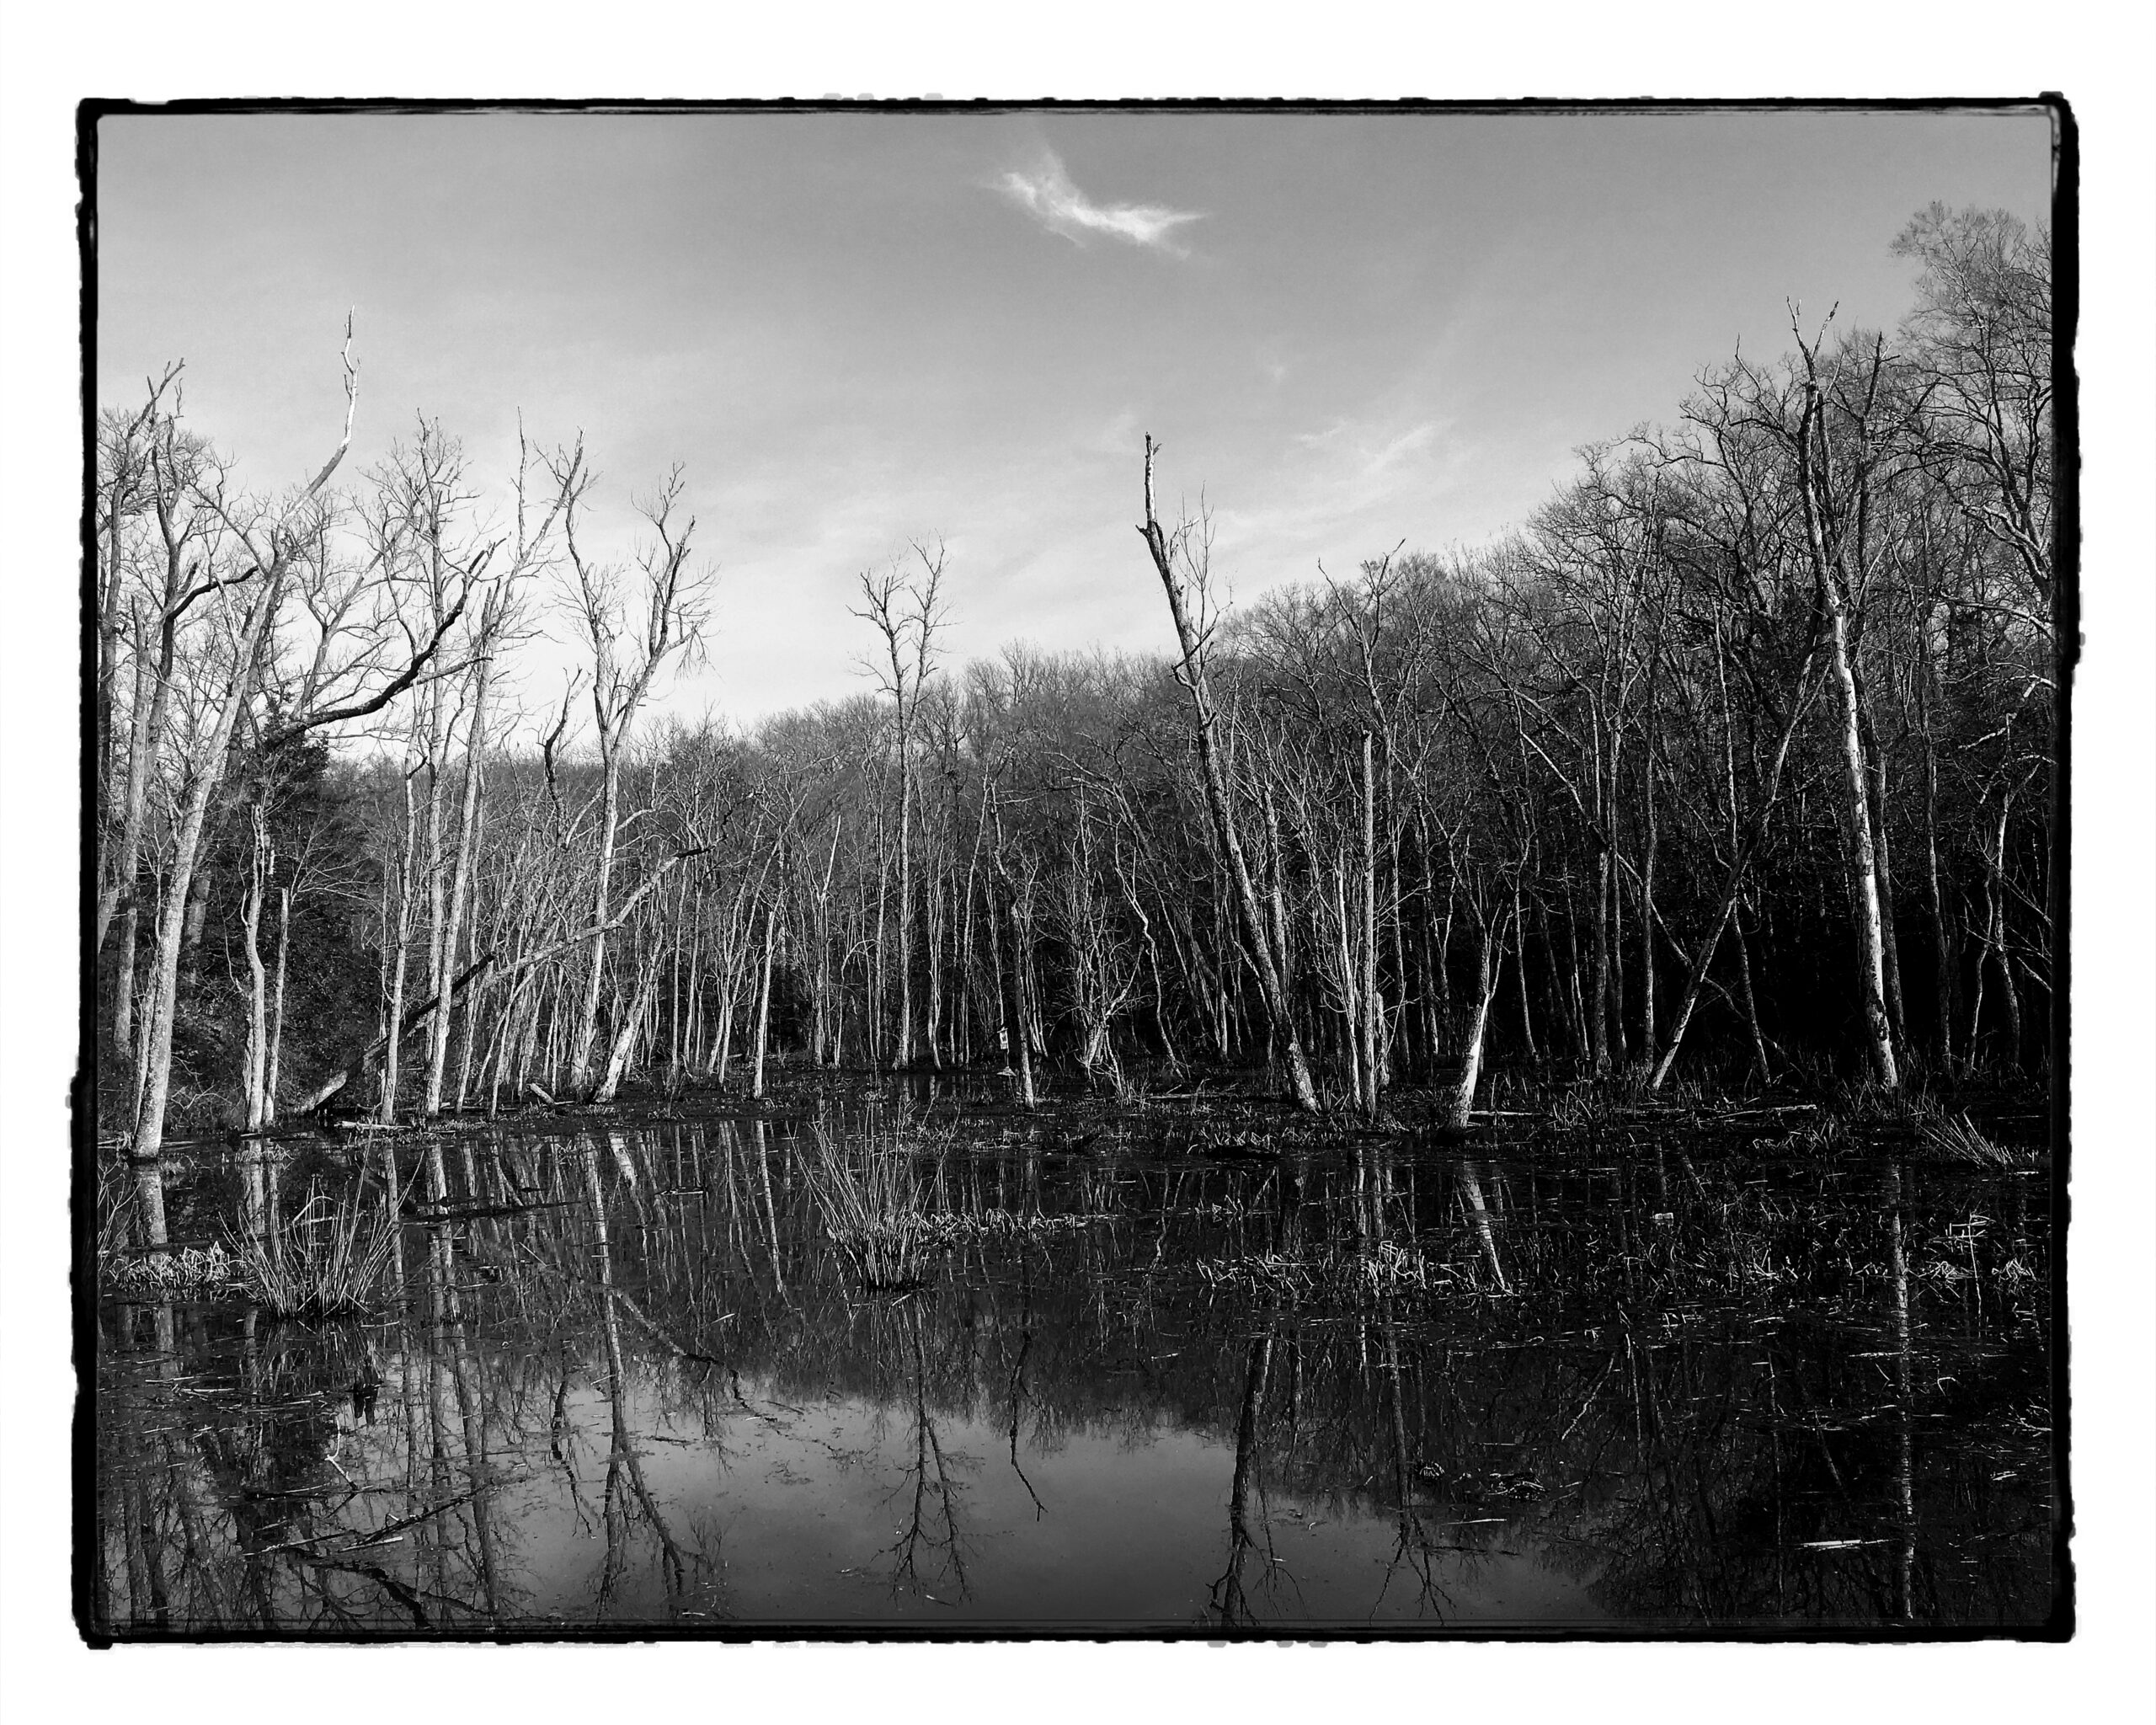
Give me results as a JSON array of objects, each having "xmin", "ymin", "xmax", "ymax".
[
  {"xmin": 90, "ymin": 1112, "xmax": 2058, "ymax": 1634},
  {"xmin": 449, "ymin": 1375, "xmax": 1602, "ymax": 1627}
]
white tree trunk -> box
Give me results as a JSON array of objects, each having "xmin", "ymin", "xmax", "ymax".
[
  {"xmin": 1450, "ymin": 915, "xmax": 1503, "ymax": 1130},
  {"xmin": 750, "ymin": 901, "xmax": 778, "ymax": 1100},
  {"xmin": 426, "ymin": 657, "xmax": 494, "ymax": 1113}
]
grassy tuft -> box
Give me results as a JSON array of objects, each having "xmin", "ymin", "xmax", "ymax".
[
  {"xmin": 797, "ymin": 1125, "xmax": 930, "ymax": 1291},
  {"xmin": 1793, "ymin": 1112, "xmax": 1851, "ymax": 1154},
  {"xmin": 905, "ymin": 1209, "xmax": 1115, "ymax": 1246},
  {"xmin": 230, "ymin": 1184, "xmax": 399, "ymax": 1317},
  {"xmin": 1915, "ymin": 1111, "xmax": 2036, "ymax": 1170},
  {"xmin": 1195, "ymin": 1240, "xmax": 1464, "ymax": 1303},
  {"xmin": 1545, "ymin": 1086, "xmax": 1602, "ymax": 1132},
  {"xmin": 102, "ymin": 1242, "xmax": 246, "ymax": 1298},
  {"xmin": 1833, "ymin": 1076, "xmax": 1943, "ymax": 1124}
]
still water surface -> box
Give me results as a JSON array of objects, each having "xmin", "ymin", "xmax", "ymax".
[{"xmin": 91, "ymin": 1095, "xmax": 2059, "ymax": 1635}]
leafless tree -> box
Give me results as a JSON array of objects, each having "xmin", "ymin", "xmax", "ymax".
[{"xmin": 1138, "ymin": 438, "xmax": 1320, "ymax": 1112}]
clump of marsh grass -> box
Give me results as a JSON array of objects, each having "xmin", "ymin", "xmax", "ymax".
[
  {"xmin": 230, "ymin": 1185, "xmax": 398, "ymax": 1318},
  {"xmin": 1915, "ymin": 1111, "xmax": 2035, "ymax": 1170},
  {"xmin": 1544, "ymin": 1087, "xmax": 1602, "ymax": 1133},
  {"xmin": 1194, "ymin": 1240, "xmax": 1461, "ymax": 1303},
  {"xmin": 102, "ymin": 1242, "xmax": 246, "ymax": 1298},
  {"xmin": 1794, "ymin": 1112, "xmax": 1851, "ymax": 1155},
  {"xmin": 905, "ymin": 1209, "xmax": 1115, "ymax": 1247},
  {"xmin": 1344, "ymin": 1240, "xmax": 1455, "ymax": 1298},
  {"xmin": 1537, "ymin": 1068, "xmax": 1699, "ymax": 1135},
  {"xmin": 1833, "ymin": 1076, "xmax": 1942, "ymax": 1126},
  {"xmin": 797, "ymin": 1125, "xmax": 929, "ymax": 1291}
]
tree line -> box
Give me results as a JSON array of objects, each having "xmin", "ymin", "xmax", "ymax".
[{"xmin": 93, "ymin": 205, "xmax": 2057, "ymax": 1183}]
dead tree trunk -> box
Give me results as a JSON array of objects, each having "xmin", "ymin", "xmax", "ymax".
[
  {"xmin": 594, "ymin": 944, "xmax": 664, "ymax": 1106},
  {"xmin": 1136, "ymin": 437, "xmax": 1319, "ymax": 1112},
  {"xmin": 379, "ymin": 760, "xmax": 424, "ymax": 1122},
  {"xmin": 558, "ymin": 453, "xmax": 705, "ymax": 1097},
  {"xmin": 1360, "ymin": 731, "xmax": 1382, "ymax": 1120},
  {"xmin": 1795, "ymin": 355, "xmax": 1898, "ymax": 1089},
  {"xmin": 264, "ymin": 884, "xmax": 291, "ymax": 1124},
  {"xmin": 1450, "ymin": 908, "xmax": 1506, "ymax": 1130},
  {"xmin": 425, "ymin": 629, "xmax": 500, "ymax": 1113},
  {"xmin": 750, "ymin": 900, "xmax": 779, "ymax": 1100}
]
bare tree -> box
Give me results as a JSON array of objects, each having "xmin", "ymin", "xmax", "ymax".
[
  {"xmin": 420, "ymin": 425, "xmax": 566, "ymax": 1114},
  {"xmin": 555, "ymin": 452, "xmax": 710, "ymax": 1097},
  {"xmin": 1790, "ymin": 318, "xmax": 1904, "ymax": 1088},
  {"xmin": 1137, "ymin": 438, "xmax": 1319, "ymax": 1113},
  {"xmin": 852, "ymin": 542, "xmax": 948, "ymax": 1068},
  {"xmin": 124, "ymin": 331, "xmax": 362, "ymax": 1239}
]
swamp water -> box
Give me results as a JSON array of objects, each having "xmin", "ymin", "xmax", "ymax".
[{"xmin": 89, "ymin": 1095, "xmax": 2061, "ymax": 1636}]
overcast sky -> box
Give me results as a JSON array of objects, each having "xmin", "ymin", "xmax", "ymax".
[{"xmin": 94, "ymin": 105, "xmax": 2053, "ymax": 729}]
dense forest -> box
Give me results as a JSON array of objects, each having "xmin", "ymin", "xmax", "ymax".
[{"xmin": 90, "ymin": 203, "xmax": 2058, "ymax": 1242}]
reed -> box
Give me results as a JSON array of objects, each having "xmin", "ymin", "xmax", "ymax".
[
  {"xmin": 230, "ymin": 1183, "xmax": 399, "ymax": 1317},
  {"xmin": 1916, "ymin": 1110, "xmax": 2033, "ymax": 1169},
  {"xmin": 797, "ymin": 1125, "xmax": 929, "ymax": 1290}
]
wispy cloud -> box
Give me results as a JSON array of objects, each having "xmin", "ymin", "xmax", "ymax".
[
  {"xmin": 997, "ymin": 152, "xmax": 1203, "ymax": 254},
  {"xmin": 1360, "ymin": 421, "xmax": 1439, "ymax": 477},
  {"xmin": 1207, "ymin": 409, "xmax": 1463, "ymax": 583},
  {"xmin": 1293, "ymin": 417, "xmax": 1438, "ymax": 481}
]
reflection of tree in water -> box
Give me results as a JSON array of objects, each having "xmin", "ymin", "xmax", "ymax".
[
  {"xmin": 581, "ymin": 1140, "xmax": 714, "ymax": 1619},
  {"xmin": 866, "ymin": 1299, "xmax": 979, "ymax": 1605},
  {"xmin": 93, "ymin": 1109, "xmax": 2057, "ymax": 1632},
  {"xmin": 1369, "ymin": 1299, "xmax": 1457, "ymax": 1622},
  {"xmin": 98, "ymin": 1300, "xmax": 470, "ymax": 1632},
  {"xmin": 999, "ymin": 1300, "xmax": 1050, "ymax": 1519},
  {"xmin": 1208, "ymin": 1331, "xmax": 1274, "ymax": 1629}
]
